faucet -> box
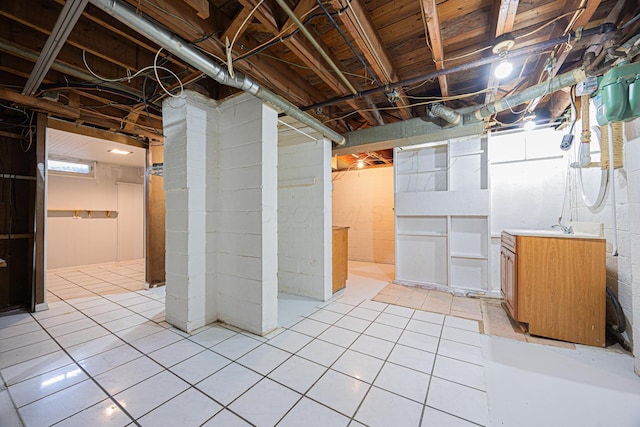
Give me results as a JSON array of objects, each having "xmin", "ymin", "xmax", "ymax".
[{"xmin": 551, "ymin": 224, "xmax": 574, "ymax": 234}]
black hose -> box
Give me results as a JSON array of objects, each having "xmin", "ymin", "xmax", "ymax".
[{"xmin": 606, "ymin": 286, "xmax": 626, "ymax": 334}]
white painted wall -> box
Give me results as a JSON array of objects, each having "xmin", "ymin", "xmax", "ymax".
[
  {"xmin": 279, "ymin": 139, "xmax": 332, "ymax": 300},
  {"xmin": 332, "ymin": 167, "xmax": 395, "ymax": 264},
  {"xmin": 488, "ymin": 128, "xmax": 570, "ymax": 292},
  {"xmin": 624, "ymin": 119, "xmax": 640, "ymax": 375},
  {"xmin": 394, "ymin": 137, "xmax": 490, "ymax": 292},
  {"xmin": 47, "ymin": 162, "xmax": 143, "ymax": 269},
  {"xmin": 164, "ymin": 91, "xmax": 279, "ymax": 335}
]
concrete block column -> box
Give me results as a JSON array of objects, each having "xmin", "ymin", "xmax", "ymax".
[
  {"xmin": 163, "ymin": 92, "xmax": 216, "ymax": 333},
  {"xmin": 215, "ymin": 93, "xmax": 279, "ymax": 335}
]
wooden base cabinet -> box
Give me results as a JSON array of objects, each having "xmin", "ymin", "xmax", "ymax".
[
  {"xmin": 500, "ymin": 231, "xmax": 606, "ymax": 347},
  {"xmin": 332, "ymin": 227, "xmax": 349, "ymax": 293}
]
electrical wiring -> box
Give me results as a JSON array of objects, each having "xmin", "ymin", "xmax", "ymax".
[
  {"xmin": 515, "ymin": 8, "xmax": 585, "ymax": 40},
  {"xmin": 323, "ymin": 86, "xmax": 506, "ymax": 124},
  {"xmin": 226, "ymin": 0, "xmax": 265, "ymax": 79},
  {"xmin": 153, "ymin": 48, "xmax": 183, "ymax": 98},
  {"xmin": 419, "ymin": 0, "xmax": 435, "ymax": 63},
  {"xmin": 82, "ymin": 49, "xmax": 184, "ymax": 98},
  {"xmin": 404, "ymin": 78, "xmax": 436, "ymax": 92},
  {"xmin": 445, "ymin": 46, "xmax": 493, "ymax": 63},
  {"xmin": 568, "ymin": 85, "xmax": 578, "ymax": 135},
  {"xmin": 234, "ymin": 1, "xmax": 357, "ymax": 64},
  {"xmin": 404, "ymin": 86, "xmax": 498, "ymax": 100},
  {"xmin": 316, "ymin": 0, "xmax": 379, "ymax": 86},
  {"xmin": 20, "ymin": 112, "xmax": 35, "ymax": 152},
  {"xmin": 234, "ymin": 6, "xmax": 321, "ymax": 62},
  {"xmin": 344, "ymin": 0, "xmax": 387, "ymax": 79},
  {"xmin": 257, "ymin": 52, "xmax": 377, "ymax": 84}
]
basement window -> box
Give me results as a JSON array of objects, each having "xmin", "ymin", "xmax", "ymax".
[{"xmin": 48, "ymin": 158, "xmax": 95, "ymax": 177}]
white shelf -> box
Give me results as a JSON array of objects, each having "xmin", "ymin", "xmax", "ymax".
[
  {"xmin": 396, "ymin": 167, "xmax": 447, "ymax": 175},
  {"xmin": 451, "ymin": 253, "xmax": 488, "ymax": 260},
  {"xmin": 449, "ymin": 150, "xmax": 485, "ymax": 158},
  {"xmin": 397, "ymin": 232, "xmax": 447, "ymax": 237}
]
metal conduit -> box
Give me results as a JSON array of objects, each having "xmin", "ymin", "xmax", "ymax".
[
  {"xmin": 88, "ymin": 0, "xmax": 346, "ymax": 145},
  {"xmin": 465, "ymin": 68, "xmax": 588, "ymax": 122},
  {"xmin": 274, "ymin": 0, "xmax": 358, "ymax": 95}
]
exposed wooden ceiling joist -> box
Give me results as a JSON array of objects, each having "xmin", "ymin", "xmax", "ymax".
[
  {"xmin": 420, "ymin": 0, "xmax": 449, "ymax": 99},
  {"xmin": 484, "ymin": 0, "xmax": 519, "ymax": 105},
  {"xmin": 0, "ymin": 0, "xmax": 628, "ymax": 143},
  {"xmin": 329, "ymin": 0, "xmax": 413, "ymax": 120},
  {"xmin": 238, "ymin": 0, "xmax": 384, "ymax": 126}
]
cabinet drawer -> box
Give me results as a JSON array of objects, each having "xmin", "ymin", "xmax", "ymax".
[{"xmin": 501, "ymin": 232, "xmax": 516, "ymax": 252}]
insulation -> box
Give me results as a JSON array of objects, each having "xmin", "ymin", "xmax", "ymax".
[{"xmin": 600, "ymin": 122, "xmax": 624, "ymax": 169}]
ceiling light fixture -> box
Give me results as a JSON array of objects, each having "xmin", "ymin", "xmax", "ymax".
[
  {"xmin": 357, "ymin": 160, "xmax": 364, "ymax": 169},
  {"xmin": 523, "ymin": 115, "xmax": 537, "ymax": 131},
  {"xmin": 492, "ymin": 34, "xmax": 516, "ymax": 80},
  {"xmin": 109, "ymin": 148, "xmax": 132, "ymax": 155}
]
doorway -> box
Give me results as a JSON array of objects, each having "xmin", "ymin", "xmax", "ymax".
[
  {"xmin": 331, "ymin": 160, "xmax": 396, "ymax": 296},
  {"xmin": 45, "ymin": 128, "xmax": 146, "ymax": 277}
]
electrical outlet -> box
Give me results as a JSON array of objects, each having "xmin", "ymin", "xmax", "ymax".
[{"xmin": 560, "ymin": 134, "xmax": 574, "ymax": 151}]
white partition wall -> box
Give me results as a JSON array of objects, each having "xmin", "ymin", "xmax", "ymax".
[
  {"xmin": 394, "ymin": 136, "xmax": 491, "ymax": 294},
  {"xmin": 278, "ymin": 139, "xmax": 332, "ymax": 301}
]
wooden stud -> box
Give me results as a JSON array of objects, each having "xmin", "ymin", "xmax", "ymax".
[
  {"xmin": 34, "ymin": 113, "xmax": 47, "ymax": 307},
  {"xmin": 146, "ymin": 143, "xmax": 166, "ymax": 286}
]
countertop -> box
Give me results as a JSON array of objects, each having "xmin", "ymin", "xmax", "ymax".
[{"xmin": 503, "ymin": 229, "xmax": 605, "ymax": 240}]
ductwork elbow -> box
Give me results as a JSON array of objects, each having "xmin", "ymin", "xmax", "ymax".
[{"xmin": 430, "ymin": 104, "xmax": 462, "ymax": 125}]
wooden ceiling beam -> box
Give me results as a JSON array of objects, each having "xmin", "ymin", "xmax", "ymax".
[
  {"xmin": 420, "ymin": 0, "xmax": 449, "ymax": 99},
  {"xmin": 54, "ymin": 0, "xmax": 186, "ymax": 70},
  {"xmin": 368, "ymin": 151, "xmax": 391, "ymax": 164},
  {"xmin": 0, "ymin": 0, "xmax": 187, "ymax": 76},
  {"xmin": 183, "ymin": 0, "xmax": 209, "ymax": 19},
  {"xmin": 526, "ymin": 0, "xmax": 609, "ymax": 116},
  {"xmin": 238, "ymin": 0, "xmax": 383, "ymax": 126},
  {"xmin": 282, "ymin": 0, "xmax": 316, "ymax": 32},
  {"xmin": 329, "ymin": 0, "xmax": 412, "ymax": 120},
  {"xmin": 0, "ymin": 87, "xmax": 80, "ymax": 119},
  {"xmin": 222, "ymin": 7, "xmax": 254, "ymax": 43},
  {"xmin": 48, "ymin": 117, "xmax": 151, "ymax": 148},
  {"xmin": 484, "ymin": 0, "xmax": 519, "ymax": 104}
]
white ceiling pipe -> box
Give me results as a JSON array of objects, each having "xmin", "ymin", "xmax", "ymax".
[{"xmin": 88, "ymin": 0, "xmax": 346, "ymax": 145}]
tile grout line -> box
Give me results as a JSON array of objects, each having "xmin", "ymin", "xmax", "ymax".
[
  {"xmin": 418, "ymin": 309, "xmax": 446, "ymax": 427},
  {"xmin": 28, "ymin": 314, "xmax": 142, "ymax": 427}
]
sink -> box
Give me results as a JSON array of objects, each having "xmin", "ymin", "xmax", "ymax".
[{"xmin": 503, "ymin": 228, "xmax": 604, "ymax": 239}]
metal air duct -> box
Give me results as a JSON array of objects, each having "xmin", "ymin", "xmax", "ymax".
[{"xmin": 88, "ymin": 0, "xmax": 345, "ymax": 145}]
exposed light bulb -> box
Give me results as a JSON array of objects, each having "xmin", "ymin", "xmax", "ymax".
[
  {"xmin": 494, "ymin": 59, "xmax": 513, "ymax": 79},
  {"xmin": 357, "ymin": 160, "xmax": 364, "ymax": 169},
  {"xmin": 523, "ymin": 119, "xmax": 536, "ymax": 131}
]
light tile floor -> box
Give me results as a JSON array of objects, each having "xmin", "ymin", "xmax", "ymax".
[{"xmin": 1, "ymin": 260, "xmax": 639, "ymax": 426}]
